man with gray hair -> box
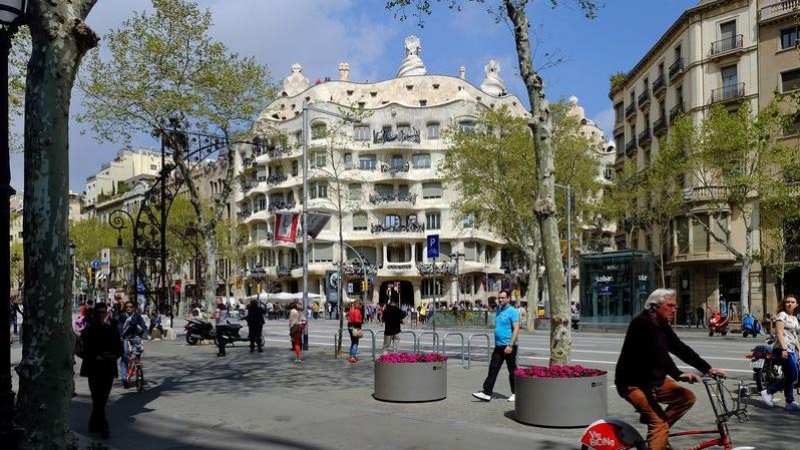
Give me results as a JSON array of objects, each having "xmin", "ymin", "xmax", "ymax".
[{"xmin": 615, "ymin": 288, "xmax": 727, "ymax": 450}]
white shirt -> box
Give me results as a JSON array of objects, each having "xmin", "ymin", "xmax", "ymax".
[{"xmin": 775, "ymin": 311, "xmax": 799, "ymax": 353}]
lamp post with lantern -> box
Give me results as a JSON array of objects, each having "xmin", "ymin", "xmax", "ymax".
[{"xmin": 0, "ymin": 1, "xmax": 28, "ymax": 447}]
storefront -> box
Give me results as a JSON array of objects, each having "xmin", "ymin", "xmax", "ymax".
[{"xmin": 578, "ymin": 250, "xmax": 654, "ymax": 324}]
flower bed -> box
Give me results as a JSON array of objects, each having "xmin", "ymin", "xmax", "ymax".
[
  {"xmin": 374, "ymin": 353, "xmax": 447, "ymax": 402},
  {"xmin": 514, "ymin": 364, "xmax": 608, "ymax": 428}
]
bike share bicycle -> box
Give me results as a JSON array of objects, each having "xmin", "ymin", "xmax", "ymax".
[
  {"xmin": 123, "ymin": 337, "xmax": 145, "ymax": 392},
  {"xmin": 579, "ymin": 376, "xmax": 754, "ymax": 450}
]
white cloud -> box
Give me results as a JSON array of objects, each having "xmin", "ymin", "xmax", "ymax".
[{"xmin": 592, "ymin": 108, "xmax": 615, "ymax": 140}]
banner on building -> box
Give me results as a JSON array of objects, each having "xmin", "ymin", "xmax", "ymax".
[
  {"xmin": 274, "ymin": 212, "xmax": 300, "ymax": 247},
  {"xmin": 306, "ymin": 212, "xmax": 332, "ymax": 239},
  {"xmin": 326, "ymin": 270, "xmax": 340, "ymax": 304}
]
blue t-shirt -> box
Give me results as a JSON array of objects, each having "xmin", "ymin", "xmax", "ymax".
[{"xmin": 494, "ymin": 304, "xmax": 520, "ymax": 346}]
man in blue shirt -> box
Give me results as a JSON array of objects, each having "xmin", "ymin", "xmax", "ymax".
[{"xmin": 473, "ymin": 289, "xmax": 520, "ymax": 402}]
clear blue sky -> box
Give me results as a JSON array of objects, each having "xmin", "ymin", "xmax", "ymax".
[{"xmin": 9, "ymin": 0, "xmax": 699, "ymax": 193}]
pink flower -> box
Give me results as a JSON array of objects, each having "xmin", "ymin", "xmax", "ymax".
[
  {"xmin": 375, "ymin": 352, "xmax": 448, "ymax": 363},
  {"xmin": 514, "ymin": 364, "xmax": 606, "ymax": 379}
]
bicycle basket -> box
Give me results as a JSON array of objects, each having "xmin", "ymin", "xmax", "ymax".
[{"xmin": 702, "ymin": 377, "xmax": 749, "ymax": 423}]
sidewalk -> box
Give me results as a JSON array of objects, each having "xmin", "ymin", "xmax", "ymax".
[{"xmin": 66, "ymin": 334, "xmax": 779, "ymax": 450}]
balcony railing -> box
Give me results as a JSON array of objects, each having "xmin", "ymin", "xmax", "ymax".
[
  {"xmin": 368, "ymin": 192, "xmax": 417, "ymax": 205},
  {"xmin": 380, "ymin": 162, "xmax": 410, "ymax": 175},
  {"xmin": 669, "ymin": 103, "xmax": 685, "ymax": 122},
  {"xmin": 625, "ymin": 102, "xmax": 637, "ymax": 119},
  {"xmin": 638, "ymin": 128, "xmax": 652, "ymax": 146},
  {"xmin": 653, "ymin": 117, "xmax": 667, "ymax": 136},
  {"xmin": 385, "ymin": 262, "xmax": 414, "ymax": 270},
  {"xmin": 268, "ymin": 200, "xmax": 295, "ymax": 212},
  {"xmin": 668, "ymin": 58, "xmax": 684, "ymax": 79},
  {"xmin": 267, "ymin": 173, "xmax": 288, "ymax": 185},
  {"xmin": 625, "ymin": 139, "xmax": 637, "ymax": 155},
  {"xmin": 370, "ymin": 222, "xmax": 425, "ymax": 234},
  {"xmin": 237, "ymin": 210, "xmax": 251, "ymax": 219},
  {"xmin": 760, "ymin": 0, "xmax": 800, "ymax": 23},
  {"xmin": 416, "ymin": 261, "xmax": 457, "ymax": 276},
  {"xmin": 652, "ymin": 74, "xmax": 666, "ymax": 96},
  {"xmin": 334, "ymin": 259, "xmax": 378, "ymax": 276},
  {"xmin": 682, "ymin": 186, "xmax": 730, "ymax": 201},
  {"xmin": 638, "ymin": 90, "xmax": 651, "ymax": 109},
  {"xmin": 711, "ymin": 83, "xmax": 745, "ymax": 103},
  {"xmin": 710, "ymin": 34, "xmax": 743, "ymax": 56}
]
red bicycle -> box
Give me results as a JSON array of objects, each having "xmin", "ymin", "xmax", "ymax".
[
  {"xmin": 124, "ymin": 337, "xmax": 145, "ymax": 393},
  {"xmin": 579, "ymin": 376, "xmax": 754, "ymax": 450}
]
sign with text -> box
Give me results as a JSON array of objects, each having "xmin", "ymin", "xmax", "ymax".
[{"xmin": 427, "ymin": 234, "xmax": 440, "ymax": 259}]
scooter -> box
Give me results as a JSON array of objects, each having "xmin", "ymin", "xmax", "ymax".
[
  {"xmin": 745, "ymin": 335, "xmax": 780, "ymax": 392},
  {"xmin": 708, "ymin": 311, "xmax": 730, "ymax": 337},
  {"xmin": 184, "ymin": 318, "xmax": 214, "ymax": 345},
  {"xmin": 741, "ymin": 314, "xmax": 762, "ymax": 338}
]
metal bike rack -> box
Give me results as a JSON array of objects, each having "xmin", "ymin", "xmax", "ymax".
[
  {"xmin": 417, "ymin": 331, "xmax": 440, "ymax": 354},
  {"xmin": 442, "ymin": 332, "xmax": 465, "ymax": 365},
  {"xmin": 466, "ymin": 333, "xmax": 491, "ymax": 370},
  {"xmin": 395, "ymin": 330, "xmax": 419, "ymax": 353},
  {"xmin": 333, "ymin": 329, "xmax": 377, "ymax": 361}
]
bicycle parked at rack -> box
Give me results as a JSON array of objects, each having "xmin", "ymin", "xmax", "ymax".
[
  {"xmin": 123, "ymin": 337, "xmax": 145, "ymax": 393},
  {"xmin": 579, "ymin": 376, "xmax": 754, "ymax": 450}
]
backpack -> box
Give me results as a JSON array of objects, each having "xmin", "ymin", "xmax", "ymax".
[{"xmin": 347, "ymin": 307, "xmax": 362, "ymax": 325}]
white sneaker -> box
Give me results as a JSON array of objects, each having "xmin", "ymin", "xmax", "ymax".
[
  {"xmin": 761, "ymin": 389, "xmax": 774, "ymax": 407},
  {"xmin": 786, "ymin": 401, "xmax": 800, "ymax": 411},
  {"xmin": 472, "ymin": 391, "xmax": 491, "ymax": 402},
  {"xmin": 507, "ymin": 394, "xmax": 516, "ymax": 402}
]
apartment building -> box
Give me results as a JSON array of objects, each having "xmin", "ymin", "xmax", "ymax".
[
  {"xmin": 235, "ymin": 37, "xmax": 531, "ymax": 309},
  {"xmin": 84, "ymin": 147, "xmax": 163, "ymax": 212},
  {"xmin": 608, "ymin": 0, "xmax": 765, "ymax": 322}
]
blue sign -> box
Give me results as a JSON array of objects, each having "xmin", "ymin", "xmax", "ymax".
[
  {"xmin": 91, "ymin": 260, "xmax": 100, "ymax": 270},
  {"xmin": 427, "ymin": 234, "xmax": 440, "ymax": 259}
]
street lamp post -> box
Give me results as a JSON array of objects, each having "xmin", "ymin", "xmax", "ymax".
[
  {"xmin": 0, "ymin": 2, "xmax": 28, "ymax": 447},
  {"xmin": 301, "ymin": 101, "xmax": 358, "ymax": 350},
  {"xmin": 554, "ymin": 183, "xmax": 573, "ymax": 307}
]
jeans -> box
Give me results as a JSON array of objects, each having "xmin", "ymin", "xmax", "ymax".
[
  {"xmin": 88, "ymin": 374, "xmax": 113, "ymax": 432},
  {"xmin": 767, "ymin": 350, "xmax": 798, "ymax": 403},
  {"xmin": 481, "ymin": 345, "xmax": 517, "ymax": 395},
  {"xmin": 118, "ymin": 339, "xmax": 130, "ymax": 380},
  {"xmin": 619, "ymin": 378, "xmax": 696, "ymax": 450},
  {"xmin": 348, "ymin": 327, "xmax": 360, "ymax": 357}
]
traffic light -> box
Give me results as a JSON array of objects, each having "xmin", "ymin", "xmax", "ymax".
[
  {"xmin": 87, "ymin": 266, "xmax": 96, "ymax": 287},
  {"xmin": 361, "ymin": 280, "xmax": 368, "ymax": 292}
]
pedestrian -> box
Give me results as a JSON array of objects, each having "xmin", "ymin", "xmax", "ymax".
[
  {"xmin": 472, "ymin": 289, "xmax": 520, "ymax": 402},
  {"xmin": 616, "ymin": 288, "xmax": 727, "ymax": 450},
  {"xmin": 79, "ymin": 302, "xmax": 123, "ymax": 439},
  {"xmin": 683, "ymin": 304, "xmax": 692, "ymax": 328},
  {"xmin": 347, "ymin": 299, "xmax": 364, "ymax": 363},
  {"xmin": 9, "ymin": 297, "xmax": 21, "ymax": 336},
  {"xmin": 381, "ymin": 298, "xmax": 406, "ymax": 354},
  {"xmin": 288, "ymin": 301, "xmax": 305, "ymax": 362},
  {"xmin": 246, "ymin": 299, "xmax": 266, "ymax": 353},
  {"xmin": 696, "ymin": 304, "xmax": 705, "ymax": 329},
  {"xmin": 117, "ymin": 301, "xmax": 147, "ymax": 387},
  {"xmin": 214, "ymin": 298, "xmax": 230, "ymax": 357},
  {"xmin": 148, "ymin": 309, "xmax": 163, "ymax": 339},
  {"xmin": 760, "ymin": 294, "xmax": 800, "ymax": 410},
  {"xmin": 312, "ymin": 302, "xmax": 320, "ymax": 320},
  {"xmin": 571, "ymin": 302, "xmax": 581, "ymax": 331}
]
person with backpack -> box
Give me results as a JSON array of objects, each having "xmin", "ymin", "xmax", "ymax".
[
  {"xmin": 347, "ymin": 299, "xmax": 364, "ymax": 363},
  {"xmin": 245, "ymin": 299, "xmax": 266, "ymax": 353}
]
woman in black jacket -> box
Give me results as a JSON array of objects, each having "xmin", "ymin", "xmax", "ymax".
[{"xmin": 79, "ymin": 302, "xmax": 123, "ymax": 439}]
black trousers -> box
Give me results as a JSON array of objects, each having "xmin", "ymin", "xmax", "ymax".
[
  {"xmin": 481, "ymin": 345, "xmax": 518, "ymax": 395},
  {"xmin": 88, "ymin": 374, "xmax": 113, "ymax": 432},
  {"xmin": 216, "ymin": 325, "xmax": 229, "ymax": 355},
  {"xmin": 249, "ymin": 324, "xmax": 263, "ymax": 350}
]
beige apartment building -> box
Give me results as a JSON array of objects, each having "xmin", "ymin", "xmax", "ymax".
[{"xmin": 84, "ymin": 147, "xmax": 163, "ymax": 212}]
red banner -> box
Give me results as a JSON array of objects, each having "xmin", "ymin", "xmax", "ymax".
[{"xmin": 274, "ymin": 212, "xmax": 299, "ymax": 247}]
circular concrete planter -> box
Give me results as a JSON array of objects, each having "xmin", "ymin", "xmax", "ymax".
[
  {"xmin": 515, "ymin": 372, "xmax": 607, "ymax": 428},
  {"xmin": 374, "ymin": 361, "xmax": 447, "ymax": 402}
]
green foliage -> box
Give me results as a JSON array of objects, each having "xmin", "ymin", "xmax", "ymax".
[
  {"xmin": 69, "ymin": 218, "xmax": 119, "ymax": 269},
  {"xmin": 386, "ymin": 0, "xmax": 601, "ymax": 26},
  {"xmin": 609, "ymin": 72, "xmax": 626, "ymax": 92}
]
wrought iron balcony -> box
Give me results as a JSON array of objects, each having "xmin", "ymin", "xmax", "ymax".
[
  {"xmin": 385, "ymin": 262, "xmax": 414, "ymax": 270},
  {"xmin": 682, "ymin": 186, "xmax": 730, "ymax": 202},
  {"xmin": 625, "ymin": 102, "xmax": 637, "ymax": 119},
  {"xmin": 276, "ymin": 265, "xmax": 291, "ymax": 277},
  {"xmin": 653, "ymin": 74, "xmax": 666, "ymax": 97},
  {"xmin": 416, "ymin": 261, "xmax": 457, "ymax": 276},
  {"xmin": 668, "ymin": 58, "xmax": 684, "ymax": 80},
  {"xmin": 624, "ymin": 138, "xmax": 637, "ymax": 155},
  {"xmin": 638, "ymin": 127, "xmax": 652, "ymax": 147},
  {"xmin": 669, "ymin": 103, "xmax": 685, "ymax": 122},
  {"xmin": 268, "ymin": 200, "xmax": 295, "ymax": 212},
  {"xmin": 333, "ymin": 259, "xmax": 378, "ymax": 276},
  {"xmin": 638, "ymin": 90, "xmax": 651, "ymax": 110},
  {"xmin": 237, "ymin": 209, "xmax": 251, "ymax": 219},
  {"xmin": 380, "ymin": 162, "xmax": 411, "ymax": 175},
  {"xmin": 257, "ymin": 175, "xmax": 267, "ymax": 182},
  {"xmin": 711, "ymin": 83, "xmax": 745, "ymax": 103},
  {"xmin": 252, "ymin": 143, "xmax": 291, "ymax": 158},
  {"xmin": 368, "ymin": 192, "xmax": 417, "ymax": 205},
  {"xmin": 370, "ymin": 222, "xmax": 425, "ymax": 234},
  {"xmin": 652, "ymin": 117, "xmax": 667, "ymax": 137},
  {"xmin": 710, "ymin": 34, "xmax": 743, "ymax": 56},
  {"xmin": 267, "ymin": 173, "xmax": 288, "ymax": 185}
]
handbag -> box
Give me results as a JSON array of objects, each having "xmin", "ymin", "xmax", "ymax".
[{"xmin": 351, "ymin": 328, "xmax": 364, "ymax": 338}]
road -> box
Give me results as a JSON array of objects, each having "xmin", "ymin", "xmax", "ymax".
[{"xmin": 9, "ymin": 318, "xmax": 790, "ymax": 449}]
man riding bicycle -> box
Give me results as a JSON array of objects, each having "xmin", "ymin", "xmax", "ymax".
[
  {"xmin": 118, "ymin": 301, "xmax": 147, "ymax": 388},
  {"xmin": 616, "ymin": 288, "xmax": 727, "ymax": 450}
]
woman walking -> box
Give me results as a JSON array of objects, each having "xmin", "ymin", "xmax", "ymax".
[
  {"xmin": 761, "ymin": 294, "xmax": 800, "ymax": 410},
  {"xmin": 347, "ymin": 299, "xmax": 364, "ymax": 363},
  {"xmin": 288, "ymin": 301, "xmax": 305, "ymax": 362}
]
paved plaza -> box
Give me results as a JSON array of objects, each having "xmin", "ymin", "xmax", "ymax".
[{"xmin": 10, "ymin": 319, "xmax": 792, "ymax": 449}]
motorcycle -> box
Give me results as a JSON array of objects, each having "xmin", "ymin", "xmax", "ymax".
[
  {"xmin": 184, "ymin": 318, "xmax": 265, "ymax": 348},
  {"xmin": 746, "ymin": 334, "xmax": 800, "ymax": 393},
  {"xmin": 741, "ymin": 314, "xmax": 762, "ymax": 338},
  {"xmin": 708, "ymin": 311, "xmax": 729, "ymax": 337}
]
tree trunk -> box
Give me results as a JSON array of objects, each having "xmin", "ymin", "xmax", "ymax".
[
  {"xmin": 336, "ymin": 219, "xmax": 345, "ymax": 356},
  {"xmin": 16, "ymin": 3, "xmax": 98, "ymax": 449},
  {"xmin": 525, "ymin": 258, "xmax": 538, "ymax": 332},
  {"xmin": 504, "ymin": 0, "xmax": 570, "ymax": 364},
  {"xmin": 204, "ymin": 233, "xmax": 217, "ymax": 306}
]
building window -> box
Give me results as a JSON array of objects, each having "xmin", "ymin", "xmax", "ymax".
[
  {"xmin": 782, "ymin": 27, "xmax": 798, "ymax": 50},
  {"xmin": 721, "ymin": 64, "xmax": 738, "ymax": 87},
  {"xmin": 421, "ymin": 279, "xmax": 444, "ymax": 297},
  {"xmin": 311, "ymin": 152, "xmax": 326, "ymax": 168},
  {"xmin": 422, "ymin": 182, "xmax": 442, "ymax": 199},
  {"xmin": 391, "ymin": 154, "xmax": 405, "ymax": 168},
  {"xmin": 397, "ymin": 123, "xmax": 411, "ymax": 137},
  {"xmin": 312, "ymin": 243, "xmax": 334, "ymax": 262},
  {"xmin": 676, "ymin": 217, "xmax": 689, "ymax": 254},
  {"xmin": 463, "ymin": 213, "xmax": 476, "ymax": 228},
  {"xmin": 464, "ymin": 242, "xmax": 477, "ymax": 261},
  {"xmin": 311, "ymin": 122, "xmax": 327, "ymax": 139},
  {"xmin": 426, "ymin": 212, "xmax": 441, "ymax": 230},
  {"xmin": 349, "ymin": 183, "xmax": 362, "ymax": 201},
  {"xmin": 310, "ymin": 182, "xmax": 328, "ymax": 199},
  {"xmin": 150, "ymin": 164, "xmax": 157, "ymax": 170},
  {"xmin": 459, "ymin": 121, "xmax": 475, "ymax": 133},
  {"xmin": 427, "ymin": 122, "xmax": 440, "ymax": 139},
  {"xmin": 353, "ymin": 125, "xmax": 370, "ymax": 142},
  {"xmin": 384, "ymin": 214, "xmax": 401, "ymax": 228},
  {"xmin": 781, "ymin": 68, "xmax": 800, "ymax": 93},
  {"xmin": 374, "ymin": 183, "xmax": 393, "ymax": 196},
  {"xmin": 291, "ymin": 161, "xmax": 298, "ymax": 176},
  {"xmin": 614, "ymin": 102, "xmax": 624, "ymax": 124},
  {"xmin": 692, "ymin": 215, "xmax": 709, "ymax": 253},
  {"xmin": 353, "ymin": 212, "xmax": 367, "ymax": 231},
  {"xmin": 359, "ymin": 155, "xmax": 377, "ymax": 171},
  {"xmin": 412, "ymin": 153, "xmax": 431, "ymax": 169},
  {"xmin": 407, "ymin": 214, "xmax": 417, "ymax": 224},
  {"xmin": 344, "ymin": 153, "xmax": 353, "ymax": 170}
]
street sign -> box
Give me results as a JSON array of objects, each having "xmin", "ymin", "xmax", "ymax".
[
  {"xmin": 100, "ymin": 248, "xmax": 110, "ymax": 275},
  {"xmin": 91, "ymin": 260, "xmax": 100, "ymax": 270},
  {"xmin": 326, "ymin": 270, "xmax": 340, "ymax": 303},
  {"xmin": 427, "ymin": 234, "xmax": 440, "ymax": 258}
]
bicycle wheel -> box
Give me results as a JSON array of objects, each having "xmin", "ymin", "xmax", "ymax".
[{"xmin": 135, "ymin": 365, "xmax": 144, "ymax": 392}]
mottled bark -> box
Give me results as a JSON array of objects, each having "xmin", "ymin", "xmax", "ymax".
[
  {"xmin": 16, "ymin": 2, "xmax": 98, "ymax": 449},
  {"xmin": 503, "ymin": 0, "xmax": 570, "ymax": 364}
]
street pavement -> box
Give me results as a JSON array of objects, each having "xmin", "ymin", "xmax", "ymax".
[{"xmin": 9, "ymin": 318, "xmax": 792, "ymax": 449}]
